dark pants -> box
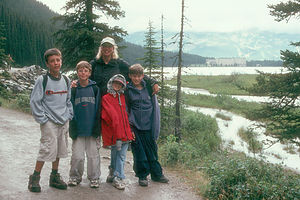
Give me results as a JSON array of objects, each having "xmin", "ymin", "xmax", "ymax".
[{"xmin": 131, "ymin": 129, "xmax": 163, "ymax": 179}]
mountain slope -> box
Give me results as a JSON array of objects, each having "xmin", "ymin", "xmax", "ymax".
[{"xmin": 125, "ymin": 30, "xmax": 299, "ymax": 60}]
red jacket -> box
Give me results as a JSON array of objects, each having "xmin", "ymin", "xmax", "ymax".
[{"xmin": 101, "ymin": 93, "xmax": 133, "ymax": 147}]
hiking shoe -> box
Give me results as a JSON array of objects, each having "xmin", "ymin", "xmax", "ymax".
[
  {"xmin": 68, "ymin": 178, "xmax": 81, "ymax": 187},
  {"xmin": 106, "ymin": 166, "xmax": 114, "ymax": 183},
  {"xmin": 138, "ymin": 177, "xmax": 148, "ymax": 187},
  {"xmin": 112, "ymin": 177, "xmax": 125, "ymax": 190},
  {"xmin": 90, "ymin": 179, "xmax": 100, "ymax": 188},
  {"xmin": 28, "ymin": 174, "xmax": 41, "ymax": 192},
  {"xmin": 151, "ymin": 175, "xmax": 169, "ymax": 183},
  {"xmin": 49, "ymin": 173, "xmax": 67, "ymax": 190}
]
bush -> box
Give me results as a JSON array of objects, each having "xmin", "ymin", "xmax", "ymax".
[
  {"xmin": 159, "ymin": 110, "xmax": 221, "ymax": 167},
  {"xmin": 203, "ymin": 152, "xmax": 300, "ymax": 200},
  {"xmin": 181, "ymin": 110, "xmax": 221, "ymax": 156},
  {"xmin": 15, "ymin": 92, "xmax": 30, "ymax": 113}
]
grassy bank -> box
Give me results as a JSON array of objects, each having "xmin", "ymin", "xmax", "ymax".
[
  {"xmin": 166, "ymin": 74, "xmax": 258, "ymax": 95},
  {"xmin": 182, "ymin": 93, "xmax": 262, "ymax": 120},
  {"xmin": 158, "ymin": 108, "xmax": 300, "ymax": 199}
]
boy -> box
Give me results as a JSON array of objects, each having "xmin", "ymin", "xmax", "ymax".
[
  {"xmin": 29, "ymin": 48, "xmax": 73, "ymax": 192},
  {"xmin": 101, "ymin": 74, "xmax": 134, "ymax": 190},
  {"xmin": 68, "ymin": 61, "xmax": 101, "ymax": 188},
  {"xmin": 126, "ymin": 64, "xmax": 169, "ymax": 187}
]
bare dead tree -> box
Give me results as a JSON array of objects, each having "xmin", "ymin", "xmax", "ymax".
[
  {"xmin": 160, "ymin": 14, "xmax": 165, "ymax": 109},
  {"xmin": 175, "ymin": 0, "xmax": 185, "ymax": 141}
]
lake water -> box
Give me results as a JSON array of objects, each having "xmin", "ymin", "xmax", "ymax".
[{"xmin": 162, "ymin": 66, "xmax": 287, "ymax": 79}]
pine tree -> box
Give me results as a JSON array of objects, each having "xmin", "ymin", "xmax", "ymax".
[
  {"xmin": 141, "ymin": 20, "xmax": 160, "ymax": 77},
  {"xmin": 249, "ymin": 1, "xmax": 300, "ymax": 143},
  {"xmin": 53, "ymin": 0, "xmax": 127, "ymax": 70},
  {"xmin": 0, "ymin": 22, "xmax": 8, "ymax": 69}
]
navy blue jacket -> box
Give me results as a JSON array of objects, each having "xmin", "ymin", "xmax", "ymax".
[
  {"xmin": 69, "ymin": 80, "xmax": 100, "ymax": 139},
  {"xmin": 126, "ymin": 79, "xmax": 161, "ymax": 140}
]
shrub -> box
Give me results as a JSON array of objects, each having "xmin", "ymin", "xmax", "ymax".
[
  {"xmin": 181, "ymin": 110, "xmax": 221, "ymax": 155},
  {"xmin": 159, "ymin": 110, "xmax": 221, "ymax": 167},
  {"xmin": 203, "ymin": 152, "xmax": 300, "ymax": 200},
  {"xmin": 15, "ymin": 92, "xmax": 30, "ymax": 113}
]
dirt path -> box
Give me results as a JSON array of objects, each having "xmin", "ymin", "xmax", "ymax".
[{"xmin": 0, "ymin": 107, "xmax": 201, "ymax": 200}]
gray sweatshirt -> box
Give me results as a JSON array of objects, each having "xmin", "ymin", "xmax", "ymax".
[{"xmin": 30, "ymin": 73, "xmax": 73, "ymax": 125}]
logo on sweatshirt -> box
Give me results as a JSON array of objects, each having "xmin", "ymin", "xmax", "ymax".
[{"xmin": 45, "ymin": 90, "xmax": 68, "ymax": 95}]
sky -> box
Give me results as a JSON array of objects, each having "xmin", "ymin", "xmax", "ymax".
[{"xmin": 39, "ymin": 0, "xmax": 300, "ymax": 34}]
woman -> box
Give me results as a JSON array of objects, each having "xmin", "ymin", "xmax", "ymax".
[{"xmin": 90, "ymin": 36, "xmax": 159, "ymax": 95}]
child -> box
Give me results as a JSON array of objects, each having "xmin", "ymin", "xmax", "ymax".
[
  {"xmin": 101, "ymin": 74, "xmax": 134, "ymax": 190},
  {"xmin": 68, "ymin": 61, "xmax": 101, "ymax": 188},
  {"xmin": 29, "ymin": 48, "xmax": 73, "ymax": 192},
  {"xmin": 126, "ymin": 64, "xmax": 169, "ymax": 187}
]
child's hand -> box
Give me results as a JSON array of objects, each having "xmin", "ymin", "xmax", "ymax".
[
  {"xmin": 152, "ymin": 84, "xmax": 159, "ymax": 95},
  {"xmin": 132, "ymin": 132, "xmax": 135, "ymax": 141},
  {"xmin": 96, "ymin": 137, "xmax": 101, "ymax": 150},
  {"xmin": 116, "ymin": 140, "xmax": 122, "ymax": 151}
]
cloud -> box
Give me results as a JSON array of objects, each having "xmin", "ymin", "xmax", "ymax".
[{"xmin": 40, "ymin": 0, "xmax": 300, "ymax": 33}]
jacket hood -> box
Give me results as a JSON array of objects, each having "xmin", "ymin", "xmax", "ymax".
[{"xmin": 107, "ymin": 74, "xmax": 126, "ymax": 96}]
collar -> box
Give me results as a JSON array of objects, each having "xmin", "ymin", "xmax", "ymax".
[{"xmin": 47, "ymin": 71, "xmax": 61, "ymax": 80}]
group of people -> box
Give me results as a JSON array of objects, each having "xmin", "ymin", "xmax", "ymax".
[{"xmin": 28, "ymin": 37, "xmax": 168, "ymax": 192}]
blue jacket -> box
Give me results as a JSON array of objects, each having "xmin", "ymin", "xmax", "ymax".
[
  {"xmin": 69, "ymin": 80, "xmax": 100, "ymax": 139},
  {"xmin": 126, "ymin": 80, "xmax": 161, "ymax": 140}
]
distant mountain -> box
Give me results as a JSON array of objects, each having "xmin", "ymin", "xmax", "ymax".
[
  {"xmin": 119, "ymin": 41, "xmax": 206, "ymax": 66},
  {"xmin": 125, "ymin": 30, "xmax": 299, "ymax": 61}
]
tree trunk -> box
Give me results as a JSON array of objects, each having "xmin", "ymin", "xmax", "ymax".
[
  {"xmin": 175, "ymin": 0, "xmax": 184, "ymax": 142},
  {"xmin": 161, "ymin": 14, "xmax": 165, "ymax": 108}
]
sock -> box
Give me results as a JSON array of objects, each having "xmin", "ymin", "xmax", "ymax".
[
  {"xmin": 33, "ymin": 170, "xmax": 40, "ymax": 176},
  {"xmin": 51, "ymin": 169, "xmax": 58, "ymax": 174}
]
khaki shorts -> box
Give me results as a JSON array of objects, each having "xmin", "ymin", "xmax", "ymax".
[{"xmin": 37, "ymin": 120, "xmax": 69, "ymax": 162}]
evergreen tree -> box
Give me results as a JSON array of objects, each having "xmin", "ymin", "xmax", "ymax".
[
  {"xmin": 0, "ymin": 22, "xmax": 8, "ymax": 69},
  {"xmin": 141, "ymin": 20, "xmax": 160, "ymax": 77},
  {"xmin": 53, "ymin": 0, "xmax": 127, "ymax": 70},
  {"xmin": 0, "ymin": 0, "xmax": 56, "ymax": 67},
  {"xmin": 249, "ymin": 1, "xmax": 300, "ymax": 143}
]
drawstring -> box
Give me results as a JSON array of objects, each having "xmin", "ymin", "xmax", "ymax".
[{"xmin": 118, "ymin": 93, "xmax": 122, "ymax": 106}]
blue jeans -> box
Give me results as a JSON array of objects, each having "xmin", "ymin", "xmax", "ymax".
[{"xmin": 110, "ymin": 142, "xmax": 129, "ymax": 179}]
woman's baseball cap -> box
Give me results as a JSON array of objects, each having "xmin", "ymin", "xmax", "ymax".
[{"xmin": 100, "ymin": 37, "xmax": 116, "ymax": 46}]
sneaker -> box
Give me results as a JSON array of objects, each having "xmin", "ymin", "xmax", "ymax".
[
  {"xmin": 106, "ymin": 166, "xmax": 114, "ymax": 183},
  {"xmin": 90, "ymin": 179, "xmax": 100, "ymax": 188},
  {"xmin": 49, "ymin": 173, "xmax": 67, "ymax": 190},
  {"xmin": 151, "ymin": 175, "xmax": 169, "ymax": 183},
  {"xmin": 68, "ymin": 178, "xmax": 80, "ymax": 187},
  {"xmin": 138, "ymin": 177, "xmax": 148, "ymax": 187},
  {"xmin": 28, "ymin": 174, "xmax": 41, "ymax": 192},
  {"xmin": 112, "ymin": 177, "xmax": 125, "ymax": 190}
]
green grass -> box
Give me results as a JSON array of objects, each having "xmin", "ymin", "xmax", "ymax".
[
  {"xmin": 215, "ymin": 112, "xmax": 232, "ymax": 121},
  {"xmin": 237, "ymin": 127, "xmax": 263, "ymax": 154},
  {"xmin": 182, "ymin": 93, "xmax": 262, "ymax": 120},
  {"xmin": 159, "ymin": 109, "xmax": 300, "ymax": 199},
  {"xmin": 167, "ymin": 74, "xmax": 258, "ymax": 95}
]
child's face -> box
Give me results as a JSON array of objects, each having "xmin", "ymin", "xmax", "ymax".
[
  {"xmin": 77, "ymin": 67, "xmax": 91, "ymax": 81},
  {"xmin": 129, "ymin": 73, "xmax": 144, "ymax": 87},
  {"xmin": 46, "ymin": 55, "xmax": 62, "ymax": 75},
  {"xmin": 112, "ymin": 81, "xmax": 123, "ymax": 92}
]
